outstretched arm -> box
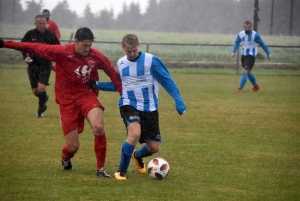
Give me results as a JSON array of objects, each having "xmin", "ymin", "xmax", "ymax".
[
  {"xmin": 150, "ymin": 56, "xmax": 186, "ymax": 115},
  {"xmin": 89, "ymin": 79, "xmax": 118, "ymax": 92}
]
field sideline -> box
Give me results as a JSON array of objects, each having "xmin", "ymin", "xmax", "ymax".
[{"xmin": 0, "ymin": 66, "xmax": 299, "ymax": 201}]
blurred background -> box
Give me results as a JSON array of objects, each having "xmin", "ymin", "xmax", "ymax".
[{"xmin": 0, "ymin": 0, "xmax": 299, "ymax": 36}]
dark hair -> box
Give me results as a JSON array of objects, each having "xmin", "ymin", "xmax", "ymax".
[
  {"xmin": 244, "ymin": 20, "xmax": 252, "ymax": 26},
  {"xmin": 122, "ymin": 34, "xmax": 139, "ymax": 46},
  {"xmin": 42, "ymin": 9, "xmax": 50, "ymax": 14},
  {"xmin": 75, "ymin": 27, "xmax": 95, "ymax": 41}
]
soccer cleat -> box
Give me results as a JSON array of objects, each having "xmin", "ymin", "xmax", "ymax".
[
  {"xmin": 114, "ymin": 172, "xmax": 127, "ymax": 180},
  {"xmin": 252, "ymin": 85, "xmax": 260, "ymax": 92},
  {"xmin": 62, "ymin": 159, "xmax": 72, "ymax": 170},
  {"xmin": 36, "ymin": 112, "xmax": 44, "ymax": 118},
  {"xmin": 131, "ymin": 151, "xmax": 146, "ymax": 174},
  {"xmin": 236, "ymin": 88, "xmax": 243, "ymax": 92},
  {"xmin": 96, "ymin": 167, "xmax": 111, "ymax": 178}
]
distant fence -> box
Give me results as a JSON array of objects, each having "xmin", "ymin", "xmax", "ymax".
[{"xmin": 3, "ymin": 37, "xmax": 300, "ymax": 74}]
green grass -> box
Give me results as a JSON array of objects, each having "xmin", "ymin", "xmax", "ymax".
[
  {"xmin": 0, "ymin": 66, "xmax": 299, "ymax": 201},
  {"xmin": 1, "ymin": 26, "xmax": 300, "ymax": 64}
]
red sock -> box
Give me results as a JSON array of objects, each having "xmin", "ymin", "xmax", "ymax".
[
  {"xmin": 61, "ymin": 145, "xmax": 74, "ymax": 160},
  {"xmin": 94, "ymin": 133, "xmax": 107, "ymax": 170}
]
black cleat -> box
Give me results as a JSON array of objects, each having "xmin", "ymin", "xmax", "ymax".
[
  {"xmin": 36, "ymin": 112, "xmax": 44, "ymax": 118},
  {"xmin": 62, "ymin": 159, "xmax": 72, "ymax": 170},
  {"xmin": 96, "ymin": 167, "xmax": 111, "ymax": 178}
]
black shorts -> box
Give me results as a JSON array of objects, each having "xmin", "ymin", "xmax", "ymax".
[
  {"xmin": 241, "ymin": 55, "xmax": 256, "ymax": 70},
  {"xmin": 27, "ymin": 62, "xmax": 51, "ymax": 89},
  {"xmin": 120, "ymin": 105, "xmax": 161, "ymax": 143}
]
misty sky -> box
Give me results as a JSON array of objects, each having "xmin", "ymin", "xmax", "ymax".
[{"xmin": 19, "ymin": 0, "xmax": 150, "ymax": 17}]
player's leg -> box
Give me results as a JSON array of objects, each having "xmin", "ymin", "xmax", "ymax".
[
  {"xmin": 27, "ymin": 64, "xmax": 41, "ymax": 116},
  {"xmin": 114, "ymin": 106, "xmax": 141, "ymax": 180},
  {"xmin": 237, "ymin": 56, "xmax": 248, "ymax": 92},
  {"xmin": 37, "ymin": 63, "xmax": 51, "ymax": 117},
  {"xmin": 133, "ymin": 110, "xmax": 161, "ymax": 174},
  {"xmin": 59, "ymin": 102, "xmax": 81, "ymax": 170},
  {"xmin": 86, "ymin": 105, "xmax": 111, "ymax": 178},
  {"xmin": 62, "ymin": 129, "xmax": 79, "ymax": 170},
  {"xmin": 245, "ymin": 56, "xmax": 260, "ymax": 91},
  {"xmin": 82, "ymin": 93, "xmax": 111, "ymax": 177}
]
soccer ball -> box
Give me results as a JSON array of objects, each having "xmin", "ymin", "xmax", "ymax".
[{"xmin": 147, "ymin": 157, "xmax": 170, "ymax": 180}]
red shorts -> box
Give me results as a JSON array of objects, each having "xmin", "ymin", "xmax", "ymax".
[{"xmin": 59, "ymin": 93, "xmax": 104, "ymax": 135}]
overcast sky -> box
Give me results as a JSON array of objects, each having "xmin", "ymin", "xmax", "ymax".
[{"xmin": 19, "ymin": 0, "xmax": 150, "ymax": 17}]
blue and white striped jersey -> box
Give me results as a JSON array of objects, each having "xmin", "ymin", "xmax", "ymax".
[
  {"xmin": 232, "ymin": 30, "xmax": 270, "ymax": 57},
  {"xmin": 116, "ymin": 52, "xmax": 183, "ymax": 112},
  {"xmin": 117, "ymin": 52, "xmax": 158, "ymax": 111}
]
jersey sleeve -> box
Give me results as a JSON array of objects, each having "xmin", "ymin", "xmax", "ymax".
[
  {"xmin": 96, "ymin": 81, "xmax": 118, "ymax": 91},
  {"xmin": 150, "ymin": 56, "xmax": 186, "ymax": 114},
  {"xmin": 4, "ymin": 40, "xmax": 64, "ymax": 62},
  {"xmin": 255, "ymin": 33, "xmax": 271, "ymax": 56},
  {"xmin": 96, "ymin": 51, "xmax": 122, "ymax": 95},
  {"xmin": 232, "ymin": 35, "xmax": 241, "ymax": 54}
]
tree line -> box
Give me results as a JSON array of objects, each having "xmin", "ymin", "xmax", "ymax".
[{"xmin": 0, "ymin": 0, "xmax": 299, "ymax": 36}]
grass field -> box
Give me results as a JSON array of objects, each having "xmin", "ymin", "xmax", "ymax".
[
  {"xmin": 1, "ymin": 26, "xmax": 300, "ymax": 65},
  {"xmin": 0, "ymin": 65, "xmax": 299, "ymax": 201}
]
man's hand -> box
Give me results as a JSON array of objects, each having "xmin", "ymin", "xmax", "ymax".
[
  {"xmin": 176, "ymin": 100, "xmax": 186, "ymax": 115},
  {"xmin": 231, "ymin": 53, "xmax": 235, "ymax": 58},
  {"xmin": 0, "ymin": 39, "xmax": 4, "ymax": 48},
  {"xmin": 89, "ymin": 79, "xmax": 97, "ymax": 90}
]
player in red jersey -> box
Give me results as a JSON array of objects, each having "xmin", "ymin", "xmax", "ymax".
[
  {"xmin": 0, "ymin": 27, "xmax": 122, "ymax": 178},
  {"xmin": 42, "ymin": 9, "xmax": 61, "ymax": 40}
]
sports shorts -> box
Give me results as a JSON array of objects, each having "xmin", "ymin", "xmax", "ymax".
[
  {"xmin": 119, "ymin": 105, "xmax": 162, "ymax": 143},
  {"xmin": 241, "ymin": 55, "xmax": 256, "ymax": 70},
  {"xmin": 27, "ymin": 62, "xmax": 52, "ymax": 89},
  {"xmin": 59, "ymin": 93, "xmax": 104, "ymax": 135}
]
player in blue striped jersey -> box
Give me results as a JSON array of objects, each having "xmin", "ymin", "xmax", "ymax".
[
  {"xmin": 232, "ymin": 21, "xmax": 271, "ymax": 92},
  {"xmin": 90, "ymin": 34, "xmax": 186, "ymax": 180}
]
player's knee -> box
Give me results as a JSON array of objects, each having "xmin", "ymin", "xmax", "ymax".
[
  {"xmin": 67, "ymin": 143, "xmax": 79, "ymax": 154},
  {"xmin": 148, "ymin": 145, "xmax": 160, "ymax": 154},
  {"xmin": 93, "ymin": 124, "xmax": 104, "ymax": 136}
]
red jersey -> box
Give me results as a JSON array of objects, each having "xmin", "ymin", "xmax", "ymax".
[
  {"xmin": 4, "ymin": 41, "xmax": 122, "ymax": 105},
  {"xmin": 46, "ymin": 20, "xmax": 61, "ymax": 39}
]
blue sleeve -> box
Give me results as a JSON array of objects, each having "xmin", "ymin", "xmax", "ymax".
[
  {"xmin": 255, "ymin": 33, "xmax": 271, "ymax": 56},
  {"xmin": 96, "ymin": 81, "xmax": 118, "ymax": 92},
  {"xmin": 232, "ymin": 35, "xmax": 241, "ymax": 53},
  {"xmin": 150, "ymin": 56, "xmax": 186, "ymax": 115}
]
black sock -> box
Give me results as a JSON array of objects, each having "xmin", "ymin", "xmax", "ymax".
[{"xmin": 38, "ymin": 91, "xmax": 47, "ymax": 110}]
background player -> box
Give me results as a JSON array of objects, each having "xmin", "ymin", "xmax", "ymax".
[
  {"xmin": 231, "ymin": 20, "xmax": 271, "ymax": 92},
  {"xmin": 42, "ymin": 9, "xmax": 61, "ymax": 40},
  {"xmin": 21, "ymin": 15, "xmax": 60, "ymax": 118}
]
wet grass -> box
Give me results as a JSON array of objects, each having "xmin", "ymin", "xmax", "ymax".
[{"xmin": 0, "ymin": 66, "xmax": 299, "ymax": 200}]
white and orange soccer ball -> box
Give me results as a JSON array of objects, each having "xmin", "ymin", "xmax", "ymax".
[{"xmin": 147, "ymin": 157, "xmax": 170, "ymax": 180}]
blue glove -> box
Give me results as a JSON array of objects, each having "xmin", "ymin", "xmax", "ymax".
[{"xmin": 176, "ymin": 100, "xmax": 186, "ymax": 115}]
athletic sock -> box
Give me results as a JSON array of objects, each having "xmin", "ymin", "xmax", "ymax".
[
  {"xmin": 248, "ymin": 73, "xmax": 258, "ymax": 87},
  {"xmin": 239, "ymin": 73, "xmax": 248, "ymax": 89},
  {"xmin": 38, "ymin": 91, "xmax": 47, "ymax": 110},
  {"xmin": 61, "ymin": 145, "xmax": 74, "ymax": 161},
  {"xmin": 117, "ymin": 141, "xmax": 134, "ymax": 173},
  {"xmin": 134, "ymin": 144, "xmax": 153, "ymax": 159},
  {"xmin": 94, "ymin": 133, "xmax": 107, "ymax": 170}
]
